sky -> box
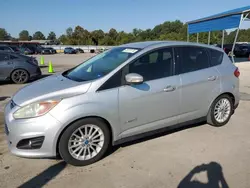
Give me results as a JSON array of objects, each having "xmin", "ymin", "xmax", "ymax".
[{"xmin": 1, "ymin": 0, "xmax": 250, "ymax": 38}]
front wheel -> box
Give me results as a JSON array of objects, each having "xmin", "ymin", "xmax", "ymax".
[
  {"xmin": 59, "ymin": 118, "xmax": 111, "ymax": 166},
  {"xmin": 207, "ymin": 94, "xmax": 233, "ymax": 127}
]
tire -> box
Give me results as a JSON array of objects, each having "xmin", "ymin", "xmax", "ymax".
[
  {"xmin": 207, "ymin": 94, "xmax": 233, "ymax": 127},
  {"xmin": 11, "ymin": 69, "xmax": 29, "ymax": 84},
  {"xmin": 59, "ymin": 118, "xmax": 111, "ymax": 166}
]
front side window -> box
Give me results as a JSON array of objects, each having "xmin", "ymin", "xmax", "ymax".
[
  {"xmin": 128, "ymin": 48, "xmax": 173, "ymax": 82},
  {"xmin": 175, "ymin": 46, "xmax": 210, "ymax": 74},
  {"xmin": 63, "ymin": 47, "xmax": 140, "ymax": 82}
]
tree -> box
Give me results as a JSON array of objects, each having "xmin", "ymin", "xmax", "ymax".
[
  {"xmin": 47, "ymin": 31, "xmax": 56, "ymax": 40},
  {"xmin": 19, "ymin": 30, "xmax": 29, "ymax": 40},
  {"xmin": 66, "ymin": 27, "xmax": 73, "ymax": 37},
  {"xmin": 58, "ymin": 34, "xmax": 68, "ymax": 44},
  {"xmin": 108, "ymin": 28, "xmax": 118, "ymax": 41},
  {"xmin": 0, "ymin": 28, "xmax": 9, "ymax": 40},
  {"xmin": 33, "ymin": 31, "xmax": 46, "ymax": 40},
  {"xmin": 91, "ymin": 30, "xmax": 105, "ymax": 45}
]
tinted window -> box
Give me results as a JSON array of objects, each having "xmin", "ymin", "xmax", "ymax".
[
  {"xmin": 10, "ymin": 55, "xmax": 18, "ymax": 59},
  {"xmin": 209, "ymin": 49, "xmax": 223, "ymax": 66},
  {"xmin": 128, "ymin": 48, "xmax": 173, "ymax": 81},
  {"xmin": 0, "ymin": 54, "xmax": 9, "ymax": 61},
  {"xmin": 176, "ymin": 46, "xmax": 209, "ymax": 74},
  {"xmin": 98, "ymin": 70, "xmax": 122, "ymax": 91}
]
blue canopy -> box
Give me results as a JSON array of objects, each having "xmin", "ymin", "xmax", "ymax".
[{"xmin": 187, "ymin": 6, "xmax": 250, "ymax": 34}]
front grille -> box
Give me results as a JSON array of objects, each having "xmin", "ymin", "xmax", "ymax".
[{"xmin": 4, "ymin": 124, "xmax": 9, "ymax": 135}]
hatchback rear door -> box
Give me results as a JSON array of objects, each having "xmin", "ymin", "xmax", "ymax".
[{"xmin": 174, "ymin": 46, "xmax": 221, "ymax": 122}]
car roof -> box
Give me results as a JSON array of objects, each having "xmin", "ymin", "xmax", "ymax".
[{"xmin": 120, "ymin": 41, "xmax": 224, "ymax": 52}]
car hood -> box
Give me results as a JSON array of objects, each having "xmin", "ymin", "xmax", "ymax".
[{"xmin": 13, "ymin": 74, "xmax": 92, "ymax": 107}]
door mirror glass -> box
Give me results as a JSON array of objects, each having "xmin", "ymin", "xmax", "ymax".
[{"xmin": 125, "ymin": 73, "xmax": 143, "ymax": 84}]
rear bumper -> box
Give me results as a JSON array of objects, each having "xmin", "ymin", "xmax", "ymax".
[{"xmin": 30, "ymin": 67, "xmax": 42, "ymax": 78}]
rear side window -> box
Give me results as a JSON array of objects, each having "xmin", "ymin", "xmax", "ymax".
[
  {"xmin": 175, "ymin": 46, "xmax": 210, "ymax": 74},
  {"xmin": 209, "ymin": 49, "xmax": 223, "ymax": 66}
]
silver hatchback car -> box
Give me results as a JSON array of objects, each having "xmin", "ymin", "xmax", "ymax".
[{"xmin": 4, "ymin": 41, "xmax": 240, "ymax": 166}]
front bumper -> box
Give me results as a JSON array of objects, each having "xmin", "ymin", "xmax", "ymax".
[{"xmin": 4, "ymin": 101, "xmax": 62, "ymax": 158}]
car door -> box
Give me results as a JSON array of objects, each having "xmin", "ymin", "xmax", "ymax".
[
  {"xmin": 174, "ymin": 46, "xmax": 221, "ymax": 122},
  {"xmin": 118, "ymin": 47, "xmax": 180, "ymax": 138},
  {"xmin": 0, "ymin": 53, "xmax": 13, "ymax": 80}
]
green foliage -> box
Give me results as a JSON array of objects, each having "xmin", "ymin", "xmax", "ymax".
[
  {"xmin": 19, "ymin": 30, "xmax": 29, "ymax": 40},
  {"xmin": 0, "ymin": 28, "xmax": 9, "ymax": 40},
  {"xmin": 2, "ymin": 20, "xmax": 250, "ymax": 45},
  {"xmin": 47, "ymin": 31, "xmax": 56, "ymax": 40},
  {"xmin": 33, "ymin": 31, "xmax": 46, "ymax": 40}
]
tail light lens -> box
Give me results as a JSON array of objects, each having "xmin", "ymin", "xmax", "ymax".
[{"xmin": 234, "ymin": 67, "xmax": 240, "ymax": 78}]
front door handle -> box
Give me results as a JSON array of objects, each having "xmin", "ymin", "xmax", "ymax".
[
  {"xmin": 208, "ymin": 76, "xmax": 217, "ymax": 81},
  {"xmin": 163, "ymin": 85, "xmax": 176, "ymax": 92}
]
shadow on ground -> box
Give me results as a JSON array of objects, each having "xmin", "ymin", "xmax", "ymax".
[
  {"xmin": 18, "ymin": 161, "xmax": 67, "ymax": 188},
  {"xmin": 178, "ymin": 162, "xmax": 229, "ymax": 188}
]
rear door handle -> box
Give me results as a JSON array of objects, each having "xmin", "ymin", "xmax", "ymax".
[
  {"xmin": 208, "ymin": 76, "xmax": 217, "ymax": 81},
  {"xmin": 163, "ymin": 85, "xmax": 176, "ymax": 92}
]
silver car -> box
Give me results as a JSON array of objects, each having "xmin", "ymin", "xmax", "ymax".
[{"xmin": 4, "ymin": 41, "xmax": 240, "ymax": 166}]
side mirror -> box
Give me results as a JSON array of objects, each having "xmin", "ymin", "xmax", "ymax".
[{"xmin": 125, "ymin": 73, "xmax": 144, "ymax": 85}]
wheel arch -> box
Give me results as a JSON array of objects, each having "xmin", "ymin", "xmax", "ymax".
[
  {"xmin": 10, "ymin": 68, "xmax": 30, "ymax": 81},
  {"xmin": 55, "ymin": 116, "xmax": 113, "ymax": 156}
]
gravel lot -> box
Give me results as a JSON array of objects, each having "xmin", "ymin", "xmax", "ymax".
[{"xmin": 0, "ymin": 54, "xmax": 250, "ymax": 188}]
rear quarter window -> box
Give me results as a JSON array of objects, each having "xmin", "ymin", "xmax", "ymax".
[{"xmin": 209, "ymin": 49, "xmax": 223, "ymax": 66}]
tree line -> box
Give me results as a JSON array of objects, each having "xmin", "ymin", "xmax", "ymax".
[{"xmin": 0, "ymin": 20, "xmax": 249, "ymax": 45}]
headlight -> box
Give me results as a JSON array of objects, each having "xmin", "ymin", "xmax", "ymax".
[{"xmin": 13, "ymin": 100, "xmax": 60, "ymax": 119}]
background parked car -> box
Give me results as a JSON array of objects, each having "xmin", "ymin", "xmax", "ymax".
[
  {"xmin": 0, "ymin": 51, "xmax": 41, "ymax": 84},
  {"xmin": 46, "ymin": 47, "xmax": 57, "ymax": 54},
  {"xmin": 64, "ymin": 47, "xmax": 77, "ymax": 54},
  {"xmin": 19, "ymin": 47, "xmax": 33, "ymax": 55},
  {"xmin": 236, "ymin": 44, "xmax": 250, "ymax": 57},
  {"xmin": 75, "ymin": 48, "xmax": 84, "ymax": 53},
  {"xmin": 41, "ymin": 47, "xmax": 52, "ymax": 54},
  {"xmin": 0, "ymin": 45, "xmax": 15, "ymax": 53},
  {"xmin": 217, "ymin": 44, "xmax": 250, "ymax": 57}
]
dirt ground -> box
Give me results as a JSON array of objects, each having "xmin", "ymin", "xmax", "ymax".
[{"xmin": 0, "ymin": 54, "xmax": 250, "ymax": 188}]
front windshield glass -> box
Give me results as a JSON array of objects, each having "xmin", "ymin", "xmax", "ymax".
[{"xmin": 64, "ymin": 47, "xmax": 140, "ymax": 81}]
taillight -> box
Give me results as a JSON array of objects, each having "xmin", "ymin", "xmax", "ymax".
[{"xmin": 234, "ymin": 67, "xmax": 240, "ymax": 78}]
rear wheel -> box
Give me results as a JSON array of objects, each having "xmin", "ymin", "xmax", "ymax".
[
  {"xmin": 207, "ymin": 94, "xmax": 233, "ymax": 127},
  {"xmin": 59, "ymin": 118, "xmax": 111, "ymax": 166},
  {"xmin": 11, "ymin": 69, "xmax": 29, "ymax": 84}
]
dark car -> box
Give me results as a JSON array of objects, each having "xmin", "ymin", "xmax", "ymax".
[
  {"xmin": 75, "ymin": 48, "xmax": 84, "ymax": 53},
  {"xmin": 64, "ymin": 47, "xmax": 76, "ymax": 54},
  {"xmin": 19, "ymin": 47, "xmax": 33, "ymax": 55},
  {"xmin": 0, "ymin": 51, "xmax": 41, "ymax": 84},
  {"xmin": 0, "ymin": 45, "xmax": 16, "ymax": 53},
  {"xmin": 236, "ymin": 44, "xmax": 250, "ymax": 57},
  {"xmin": 41, "ymin": 47, "xmax": 52, "ymax": 54},
  {"xmin": 46, "ymin": 47, "xmax": 57, "ymax": 54}
]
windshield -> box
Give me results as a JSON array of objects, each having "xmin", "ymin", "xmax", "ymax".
[{"xmin": 63, "ymin": 47, "xmax": 140, "ymax": 82}]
